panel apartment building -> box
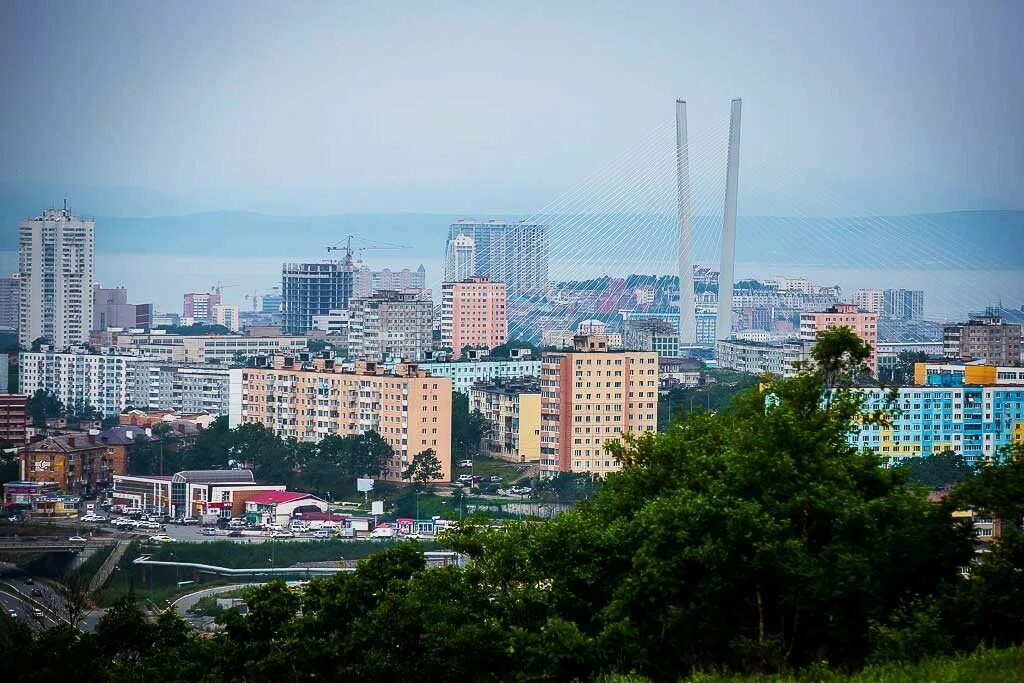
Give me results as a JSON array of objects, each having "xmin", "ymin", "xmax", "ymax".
[
  {"xmin": 943, "ymin": 316, "xmax": 1022, "ymax": 366},
  {"xmin": 445, "ymin": 219, "xmax": 548, "ymax": 294},
  {"xmin": 233, "ymin": 354, "xmax": 452, "ymax": 482},
  {"xmin": 470, "ymin": 378, "xmax": 541, "ymax": 463},
  {"xmin": 348, "ymin": 290, "xmax": 434, "ymax": 362},
  {"xmin": 19, "ymin": 207, "xmax": 95, "ymax": 349},
  {"xmin": 540, "ymin": 335, "xmax": 659, "ymax": 477},
  {"xmin": 441, "ymin": 276, "xmax": 508, "ymax": 359},
  {"xmin": 800, "ymin": 303, "xmax": 879, "ymax": 375}
]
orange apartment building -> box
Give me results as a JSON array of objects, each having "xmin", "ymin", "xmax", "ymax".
[
  {"xmin": 799, "ymin": 303, "xmax": 879, "ymax": 375},
  {"xmin": 441, "ymin": 275, "xmax": 508, "ymax": 359},
  {"xmin": 540, "ymin": 335, "xmax": 659, "ymax": 477},
  {"xmin": 236, "ymin": 354, "xmax": 452, "ymax": 482}
]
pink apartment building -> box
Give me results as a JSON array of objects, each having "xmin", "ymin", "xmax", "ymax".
[
  {"xmin": 441, "ymin": 276, "xmax": 508, "ymax": 359},
  {"xmin": 799, "ymin": 303, "xmax": 879, "ymax": 375}
]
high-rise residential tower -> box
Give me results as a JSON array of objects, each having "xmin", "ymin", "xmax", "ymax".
[
  {"xmin": 445, "ymin": 234, "xmax": 477, "ymax": 283},
  {"xmin": 348, "ymin": 290, "xmax": 434, "ymax": 362},
  {"xmin": 883, "ymin": 289, "xmax": 925, "ymax": 321},
  {"xmin": 441, "ymin": 276, "xmax": 508, "ymax": 359},
  {"xmin": 19, "ymin": 207, "xmax": 95, "ymax": 349},
  {"xmin": 446, "ymin": 219, "xmax": 548, "ymax": 295},
  {"xmin": 183, "ymin": 292, "xmax": 220, "ymax": 323},
  {"xmin": 852, "ymin": 289, "xmax": 884, "ymax": 314},
  {"xmin": 281, "ymin": 261, "xmax": 357, "ymax": 335}
]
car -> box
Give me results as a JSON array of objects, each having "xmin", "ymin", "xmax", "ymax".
[
  {"xmin": 200, "ymin": 527, "xmax": 216, "ymax": 536},
  {"xmin": 7, "ymin": 609, "xmax": 17, "ymax": 618},
  {"xmin": 32, "ymin": 608, "xmax": 44, "ymax": 620},
  {"xmin": 457, "ymin": 474, "xmax": 474, "ymax": 483},
  {"xmin": 142, "ymin": 521, "xmax": 161, "ymax": 530},
  {"xmin": 181, "ymin": 517, "xmax": 200, "ymax": 525},
  {"xmin": 488, "ymin": 475, "xmax": 502, "ymax": 483},
  {"xmin": 68, "ymin": 536, "xmax": 88, "ymax": 543},
  {"xmin": 148, "ymin": 535, "xmax": 175, "ymax": 543},
  {"xmin": 270, "ymin": 530, "xmax": 294, "ymax": 539},
  {"xmin": 228, "ymin": 530, "xmax": 242, "ymax": 537},
  {"xmin": 450, "ymin": 481, "xmax": 466, "ymax": 488},
  {"xmin": 31, "ymin": 588, "xmax": 43, "ymax": 597},
  {"xmin": 457, "ymin": 459, "xmax": 474, "ymax": 468},
  {"xmin": 23, "ymin": 578, "xmax": 33, "ymax": 585}
]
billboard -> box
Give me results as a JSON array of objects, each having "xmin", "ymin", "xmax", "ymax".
[
  {"xmin": 356, "ymin": 478, "xmax": 374, "ymax": 492},
  {"xmin": 371, "ymin": 500, "xmax": 384, "ymax": 516}
]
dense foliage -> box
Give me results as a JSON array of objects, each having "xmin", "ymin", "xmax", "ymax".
[{"xmin": 2, "ymin": 329, "xmax": 1022, "ymax": 681}]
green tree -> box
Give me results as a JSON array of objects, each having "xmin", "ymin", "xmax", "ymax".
[
  {"xmin": 403, "ymin": 448, "xmax": 443, "ymax": 484},
  {"xmin": 26, "ymin": 389, "xmax": 62, "ymax": 427},
  {"xmin": 809, "ymin": 325, "xmax": 873, "ymax": 387},
  {"xmin": 904, "ymin": 450, "xmax": 973, "ymax": 487},
  {"xmin": 488, "ymin": 338, "xmax": 539, "ymax": 359},
  {"xmin": 452, "ymin": 391, "xmax": 488, "ymax": 459}
]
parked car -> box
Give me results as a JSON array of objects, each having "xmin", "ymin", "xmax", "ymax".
[
  {"xmin": 148, "ymin": 535, "xmax": 175, "ymax": 543},
  {"xmin": 201, "ymin": 527, "xmax": 216, "ymax": 536},
  {"xmin": 68, "ymin": 536, "xmax": 88, "ymax": 543},
  {"xmin": 228, "ymin": 530, "xmax": 242, "ymax": 537},
  {"xmin": 457, "ymin": 474, "xmax": 474, "ymax": 483},
  {"xmin": 270, "ymin": 530, "xmax": 294, "ymax": 539},
  {"xmin": 457, "ymin": 459, "xmax": 474, "ymax": 468},
  {"xmin": 487, "ymin": 475, "xmax": 502, "ymax": 483},
  {"xmin": 312, "ymin": 529, "xmax": 332, "ymax": 540},
  {"xmin": 181, "ymin": 517, "xmax": 200, "ymax": 525},
  {"xmin": 8, "ymin": 609, "xmax": 17, "ymax": 618}
]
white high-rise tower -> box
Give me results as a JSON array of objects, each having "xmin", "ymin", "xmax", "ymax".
[
  {"xmin": 716, "ymin": 99, "xmax": 742, "ymax": 343},
  {"xmin": 19, "ymin": 206, "xmax": 95, "ymax": 349},
  {"xmin": 675, "ymin": 100, "xmax": 697, "ymax": 344},
  {"xmin": 445, "ymin": 234, "xmax": 477, "ymax": 282}
]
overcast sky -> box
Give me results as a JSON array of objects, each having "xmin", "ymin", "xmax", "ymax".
[{"xmin": 1, "ymin": 0, "xmax": 1021, "ymax": 216}]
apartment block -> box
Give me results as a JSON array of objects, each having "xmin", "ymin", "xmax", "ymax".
[
  {"xmin": 800, "ymin": 303, "xmax": 879, "ymax": 375},
  {"xmin": 715, "ymin": 338, "xmax": 804, "ymax": 377},
  {"xmin": 943, "ymin": 316, "xmax": 1022, "ymax": 366},
  {"xmin": 19, "ymin": 432, "xmax": 128, "ymax": 496},
  {"xmin": 883, "ymin": 289, "xmax": 925, "ymax": 321},
  {"xmin": 126, "ymin": 361, "xmax": 233, "ymax": 415},
  {"xmin": 849, "ymin": 380, "xmax": 1024, "ymax": 466},
  {"xmin": 446, "ymin": 219, "xmax": 548, "ymax": 294},
  {"xmin": 234, "ymin": 354, "xmax": 452, "ymax": 482},
  {"xmin": 354, "ymin": 265, "xmax": 427, "ymax": 298},
  {"xmin": 183, "ymin": 292, "xmax": 220, "ymax": 322},
  {"xmin": 540, "ymin": 335, "xmax": 659, "ymax": 477},
  {"xmin": 470, "ymin": 378, "xmax": 541, "ymax": 463},
  {"xmin": 851, "ymin": 289, "xmax": 884, "ymax": 314},
  {"xmin": 20, "ymin": 350, "xmax": 133, "ymax": 417},
  {"xmin": 441, "ymin": 276, "xmax": 508, "ymax": 359},
  {"xmin": 418, "ymin": 357, "xmax": 541, "ymax": 393},
  {"xmin": 348, "ymin": 290, "xmax": 434, "ymax": 362},
  {"xmin": 213, "ymin": 304, "xmax": 241, "ymax": 332},
  {"xmin": 0, "ymin": 394, "xmax": 28, "ymax": 447},
  {"xmin": 19, "ymin": 207, "xmax": 95, "ymax": 349},
  {"xmin": 94, "ymin": 285, "xmax": 153, "ymax": 331},
  {"xmin": 110, "ymin": 332, "xmax": 307, "ymax": 363},
  {"xmin": 0, "ymin": 274, "xmax": 20, "ymax": 332},
  {"xmin": 281, "ymin": 261, "xmax": 357, "ymax": 334}
]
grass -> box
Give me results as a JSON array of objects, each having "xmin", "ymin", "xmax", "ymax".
[{"xmin": 600, "ymin": 646, "xmax": 1024, "ymax": 683}]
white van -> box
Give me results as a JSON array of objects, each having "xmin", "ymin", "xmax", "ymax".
[
  {"xmin": 312, "ymin": 528, "xmax": 331, "ymax": 540},
  {"xmin": 290, "ymin": 520, "xmax": 310, "ymax": 533}
]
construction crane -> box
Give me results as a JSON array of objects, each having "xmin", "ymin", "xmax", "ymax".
[
  {"xmin": 326, "ymin": 235, "xmax": 412, "ymax": 265},
  {"xmin": 211, "ymin": 282, "xmax": 238, "ymax": 297},
  {"xmin": 244, "ymin": 286, "xmax": 281, "ymax": 312}
]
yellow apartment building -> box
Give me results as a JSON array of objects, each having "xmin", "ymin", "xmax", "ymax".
[{"xmin": 469, "ymin": 378, "xmax": 541, "ymax": 463}]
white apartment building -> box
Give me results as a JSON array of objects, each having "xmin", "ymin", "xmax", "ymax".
[
  {"xmin": 311, "ymin": 309, "xmax": 352, "ymax": 336},
  {"xmin": 19, "ymin": 208, "xmax": 95, "ymax": 349},
  {"xmin": 418, "ymin": 358, "xmax": 542, "ymax": 394},
  {"xmin": 445, "ymin": 219, "xmax": 549, "ymax": 294},
  {"xmin": 348, "ymin": 290, "xmax": 434, "ymax": 362},
  {"xmin": 852, "ymin": 289, "xmax": 884, "ymax": 314},
  {"xmin": 126, "ymin": 361, "xmax": 233, "ymax": 415},
  {"xmin": 715, "ymin": 338, "xmax": 805, "ymax": 378},
  {"xmin": 213, "ymin": 304, "xmax": 241, "ymax": 332},
  {"xmin": 445, "ymin": 234, "xmax": 476, "ymax": 283},
  {"xmin": 20, "ymin": 350, "xmax": 131, "ymax": 417},
  {"xmin": 111, "ymin": 332, "xmax": 306, "ymax": 363}
]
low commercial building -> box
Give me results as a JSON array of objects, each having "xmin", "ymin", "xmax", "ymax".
[
  {"xmin": 3, "ymin": 480, "xmax": 60, "ymax": 514},
  {"xmin": 470, "ymin": 378, "xmax": 541, "ymax": 463},
  {"xmin": 234, "ymin": 353, "xmax": 452, "ymax": 482},
  {"xmin": 244, "ymin": 491, "xmax": 328, "ymax": 527},
  {"xmin": 113, "ymin": 468, "xmax": 285, "ymax": 518},
  {"xmin": 419, "ymin": 357, "xmax": 541, "ymax": 394},
  {"xmin": 119, "ymin": 409, "xmax": 218, "ymax": 430},
  {"xmin": 658, "ymin": 357, "xmax": 703, "ymax": 387}
]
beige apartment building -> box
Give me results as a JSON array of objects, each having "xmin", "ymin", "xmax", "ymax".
[
  {"xmin": 540, "ymin": 335, "xmax": 658, "ymax": 477},
  {"xmin": 799, "ymin": 303, "xmax": 879, "ymax": 375},
  {"xmin": 236, "ymin": 354, "xmax": 452, "ymax": 482},
  {"xmin": 469, "ymin": 378, "xmax": 541, "ymax": 463}
]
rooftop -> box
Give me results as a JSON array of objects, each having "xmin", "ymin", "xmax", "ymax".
[{"xmin": 247, "ymin": 490, "xmax": 321, "ymax": 505}]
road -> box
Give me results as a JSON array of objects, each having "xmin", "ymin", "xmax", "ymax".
[{"xmin": 0, "ymin": 565, "xmax": 104, "ymax": 632}]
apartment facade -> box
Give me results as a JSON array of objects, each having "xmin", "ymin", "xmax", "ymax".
[
  {"xmin": 883, "ymin": 289, "xmax": 924, "ymax": 320},
  {"xmin": 849, "ymin": 381, "xmax": 1024, "ymax": 466},
  {"xmin": 19, "ymin": 208, "xmax": 95, "ymax": 349},
  {"xmin": 800, "ymin": 303, "xmax": 879, "ymax": 375},
  {"xmin": 19, "ymin": 432, "xmax": 128, "ymax": 496},
  {"xmin": 470, "ymin": 378, "xmax": 541, "ymax": 463},
  {"xmin": 20, "ymin": 350, "xmax": 132, "ymax": 417},
  {"xmin": 446, "ymin": 219, "xmax": 549, "ymax": 294},
  {"xmin": 281, "ymin": 261, "xmax": 357, "ymax": 334},
  {"xmin": 234, "ymin": 355, "xmax": 452, "ymax": 482},
  {"xmin": 851, "ymin": 289, "xmax": 884, "ymax": 314},
  {"xmin": 183, "ymin": 292, "xmax": 220, "ymax": 323},
  {"xmin": 441, "ymin": 276, "xmax": 508, "ymax": 359},
  {"xmin": 444, "ymin": 234, "xmax": 476, "ymax": 283},
  {"xmin": 418, "ymin": 358, "xmax": 541, "ymax": 393},
  {"xmin": 0, "ymin": 274, "xmax": 20, "ymax": 332},
  {"xmin": 213, "ymin": 304, "xmax": 241, "ymax": 332},
  {"xmin": 93, "ymin": 285, "xmax": 153, "ymax": 331},
  {"xmin": 715, "ymin": 338, "xmax": 804, "ymax": 377},
  {"xmin": 943, "ymin": 317, "xmax": 1022, "ymax": 366},
  {"xmin": 110, "ymin": 333, "xmax": 306, "ymax": 363},
  {"xmin": 126, "ymin": 361, "xmax": 233, "ymax": 415},
  {"xmin": 348, "ymin": 290, "xmax": 434, "ymax": 362},
  {"xmin": 354, "ymin": 265, "xmax": 427, "ymax": 298},
  {"xmin": 540, "ymin": 335, "xmax": 659, "ymax": 477},
  {"xmin": 0, "ymin": 395, "xmax": 28, "ymax": 447}
]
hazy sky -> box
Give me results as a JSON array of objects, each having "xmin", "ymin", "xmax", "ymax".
[{"xmin": 1, "ymin": 0, "xmax": 1022, "ymax": 216}]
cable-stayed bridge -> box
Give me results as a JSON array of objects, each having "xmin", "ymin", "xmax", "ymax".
[{"xmin": 431, "ymin": 99, "xmax": 1023, "ymax": 350}]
